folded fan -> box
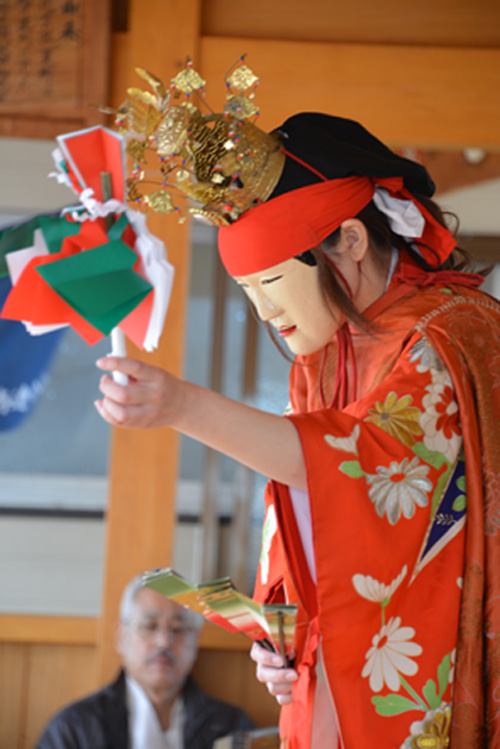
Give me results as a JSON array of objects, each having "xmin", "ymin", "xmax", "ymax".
[{"xmin": 143, "ymin": 567, "xmax": 297, "ymax": 661}]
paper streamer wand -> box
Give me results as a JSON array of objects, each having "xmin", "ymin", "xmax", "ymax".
[{"xmin": 102, "ymin": 171, "xmax": 128, "ymax": 386}]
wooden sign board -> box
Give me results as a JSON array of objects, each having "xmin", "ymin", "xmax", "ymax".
[{"xmin": 0, "ymin": 0, "xmax": 111, "ymax": 139}]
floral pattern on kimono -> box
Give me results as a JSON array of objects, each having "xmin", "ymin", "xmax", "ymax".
[{"xmin": 254, "ymin": 280, "xmax": 500, "ymax": 749}]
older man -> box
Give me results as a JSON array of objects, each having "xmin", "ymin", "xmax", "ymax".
[{"xmin": 37, "ymin": 575, "xmax": 255, "ymax": 748}]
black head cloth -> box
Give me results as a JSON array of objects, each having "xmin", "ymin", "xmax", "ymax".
[{"xmin": 270, "ymin": 112, "xmax": 435, "ymax": 200}]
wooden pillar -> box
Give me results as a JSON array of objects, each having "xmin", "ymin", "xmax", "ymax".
[{"xmin": 98, "ymin": 0, "xmax": 202, "ymax": 682}]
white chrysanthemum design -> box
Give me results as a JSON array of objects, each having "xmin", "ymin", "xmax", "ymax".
[
  {"xmin": 408, "ymin": 336, "xmax": 444, "ymax": 374},
  {"xmin": 420, "ymin": 372, "xmax": 462, "ymax": 464},
  {"xmin": 402, "ymin": 703, "xmax": 451, "ymax": 749},
  {"xmin": 362, "ymin": 616, "xmax": 422, "ymax": 693},
  {"xmin": 367, "ymin": 457, "xmax": 432, "ymax": 525},
  {"xmin": 324, "ymin": 424, "xmax": 360, "ymax": 455},
  {"xmin": 352, "ymin": 565, "xmax": 408, "ymax": 604}
]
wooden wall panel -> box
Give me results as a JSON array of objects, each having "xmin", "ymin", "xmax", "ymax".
[
  {"xmin": 0, "ymin": 643, "xmax": 97, "ymax": 749},
  {"xmin": 23, "ymin": 644, "xmax": 98, "ymax": 749},
  {"xmin": 192, "ymin": 649, "xmax": 280, "ymax": 729},
  {"xmin": 200, "ymin": 38, "xmax": 500, "ymax": 149},
  {"xmin": 0, "ymin": 644, "xmax": 27, "ymax": 749},
  {"xmin": 202, "ymin": 0, "xmax": 500, "ymax": 47}
]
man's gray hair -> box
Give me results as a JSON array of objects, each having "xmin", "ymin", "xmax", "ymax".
[{"xmin": 119, "ymin": 573, "xmax": 204, "ymax": 631}]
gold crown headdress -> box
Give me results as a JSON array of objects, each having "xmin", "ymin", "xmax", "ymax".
[{"xmin": 112, "ymin": 56, "xmax": 285, "ymax": 226}]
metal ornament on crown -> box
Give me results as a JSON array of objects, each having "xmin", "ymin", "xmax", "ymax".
[{"xmin": 111, "ymin": 56, "xmax": 286, "ymax": 226}]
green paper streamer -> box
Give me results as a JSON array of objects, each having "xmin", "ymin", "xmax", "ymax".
[
  {"xmin": 107, "ymin": 212, "xmax": 130, "ymax": 242},
  {"xmin": 36, "ymin": 239, "xmax": 152, "ymax": 335},
  {"xmin": 0, "ymin": 214, "xmax": 79, "ymax": 278},
  {"xmin": 38, "ymin": 215, "xmax": 80, "ymax": 255}
]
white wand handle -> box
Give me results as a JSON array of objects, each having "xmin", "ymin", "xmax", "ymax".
[{"xmin": 110, "ymin": 327, "xmax": 128, "ymax": 385}]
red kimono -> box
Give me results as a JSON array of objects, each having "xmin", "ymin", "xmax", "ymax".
[{"xmin": 254, "ymin": 259, "xmax": 500, "ymax": 748}]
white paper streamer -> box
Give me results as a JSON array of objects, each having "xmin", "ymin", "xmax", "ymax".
[
  {"xmin": 48, "ymin": 147, "xmax": 79, "ymax": 193},
  {"xmin": 124, "ymin": 209, "xmax": 175, "ymax": 352},
  {"xmin": 5, "ymin": 228, "xmax": 49, "ymax": 284},
  {"xmin": 78, "ymin": 188, "xmax": 128, "ymax": 219}
]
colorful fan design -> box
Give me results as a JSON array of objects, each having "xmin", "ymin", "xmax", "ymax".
[{"xmin": 144, "ymin": 567, "xmax": 297, "ymax": 664}]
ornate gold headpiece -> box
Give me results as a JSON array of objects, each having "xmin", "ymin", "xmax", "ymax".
[{"xmin": 112, "ymin": 56, "xmax": 285, "ymax": 226}]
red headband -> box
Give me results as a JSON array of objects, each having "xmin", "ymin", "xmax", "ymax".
[{"xmin": 217, "ymin": 175, "xmax": 456, "ymax": 276}]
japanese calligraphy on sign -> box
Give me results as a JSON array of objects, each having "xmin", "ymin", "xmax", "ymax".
[{"xmin": 0, "ymin": 0, "xmax": 110, "ymax": 138}]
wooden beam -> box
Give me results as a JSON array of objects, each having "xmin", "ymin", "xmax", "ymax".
[
  {"xmin": 420, "ymin": 150, "xmax": 500, "ymax": 195},
  {"xmin": 98, "ymin": 0, "xmax": 202, "ymax": 683},
  {"xmin": 0, "ymin": 614, "xmax": 250, "ymax": 650},
  {"xmin": 200, "ymin": 37, "xmax": 500, "ymax": 149},
  {"xmin": 82, "ymin": 0, "xmax": 112, "ymax": 127},
  {"xmin": 458, "ymin": 235, "xmax": 500, "ymax": 264},
  {"xmin": 201, "ymin": 0, "xmax": 500, "ymax": 48},
  {"xmin": 0, "ymin": 615, "xmax": 98, "ymax": 645}
]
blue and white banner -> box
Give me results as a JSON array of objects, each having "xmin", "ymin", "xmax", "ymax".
[{"xmin": 0, "ymin": 275, "xmax": 63, "ymax": 431}]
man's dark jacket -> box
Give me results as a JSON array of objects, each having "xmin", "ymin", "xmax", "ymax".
[{"xmin": 36, "ymin": 671, "xmax": 255, "ymax": 748}]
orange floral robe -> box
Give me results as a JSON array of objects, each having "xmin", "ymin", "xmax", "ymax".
[{"xmin": 254, "ymin": 261, "xmax": 500, "ymax": 748}]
